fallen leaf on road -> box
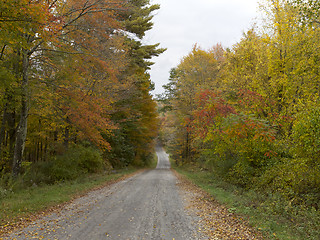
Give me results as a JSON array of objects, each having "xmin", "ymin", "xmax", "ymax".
[{"xmin": 173, "ymin": 170, "xmax": 264, "ymax": 240}]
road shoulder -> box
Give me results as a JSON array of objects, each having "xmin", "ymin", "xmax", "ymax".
[
  {"xmin": 0, "ymin": 169, "xmax": 144, "ymax": 238},
  {"xmin": 173, "ymin": 169, "xmax": 264, "ymax": 240}
]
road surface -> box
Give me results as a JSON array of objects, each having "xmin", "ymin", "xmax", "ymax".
[{"xmin": 4, "ymin": 148, "xmax": 202, "ymax": 240}]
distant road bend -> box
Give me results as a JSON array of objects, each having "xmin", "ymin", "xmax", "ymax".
[{"xmin": 5, "ymin": 147, "xmax": 202, "ymax": 240}]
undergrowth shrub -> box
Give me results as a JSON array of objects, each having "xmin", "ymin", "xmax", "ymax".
[
  {"xmin": 21, "ymin": 161, "xmax": 54, "ymax": 186},
  {"xmin": 256, "ymin": 191, "xmax": 320, "ymax": 239},
  {"xmin": 292, "ymin": 105, "xmax": 320, "ymax": 164},
  {"xmin": 258, "ymin": 158, "xmax": 320, "ymax": 208},
  {"xmin": 228, "ymin": 159, "xmax": 257, "ymax": 188},
  {"xmin": 103, "ymin": 130, "xmax": 135, "ymax": 168},
  {"xmin": 0, "ymin": 172, "xmax": 13, "ymax": 199},
  {"xmin": 198, "ymin": 113, "xmax": 277, "ymax": 188},
  {"xmin": 50, "ymin": 144, "xmax": 103, "ymax": 181},
  {"xmin": 201, "ymin": 149, "xmax": 238, "ymax": 177},
  {"xmin": 20, "ymin": 144, "xmax": 104, "ymax": 185}
]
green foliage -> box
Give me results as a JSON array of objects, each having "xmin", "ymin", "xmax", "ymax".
[
  {"xmin": 258, "ymin": 158, "xmax": 320, "ymax": 206},
  {"xmin": 292, "ymin": 105, "xmax": 320, "ymax": 163},
  {"xmin": 175, "ymin": 164, "xmax": 320, "ymax": 240},
  {"xmin": 0, "ymin": 66, "xmax": 15, "ymax": 89},
  {"xmin": 21, "ymin": 144, "xmax": 104, "ymax": 185},
  {"xmin": 124, "ymin": 0, "xmax": 160, "ymax": 39},
  {"xmin": 204, "ymin": 112, "xmax": 277, "ymax": 187},
  {"xmin": 0, "ymin": 0, "xmax": 164, "ymax": 178},
  {"xmin": 0, "ymin": 172, "xmax": 14, "ymax": 198},
  {"xmin": 50, "ymin": 145, "xmax": 104, "ymax": 181},
  {"xmin": 103, "ymin": 129, "xmax": 135, "ymax": 168},
  {"xmin": 23, "ymin": 161, "xmax": 54, "ymax": 185},
  {"xmin": 0, "ymin": 168, "xmax": 137, "ymax": 228},
  {"xmin": 201, "ymin": 148, "xmax": 239, "ymax": 177},
  {"xmin": 160, "ymin": 1, "xmax": 320, "ymax": 229},
  {"xmin": 189, "ymin": 90, "xmax": 277, "ymax": 187}
]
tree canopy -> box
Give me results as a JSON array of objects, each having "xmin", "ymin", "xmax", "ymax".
[
  {"xmin": 0, "ymin": 0, "xmax": 164, "ymax": 177},
  {"xmin": 159, "ymin": 0, "xmax": 320, "ymax": 211}
]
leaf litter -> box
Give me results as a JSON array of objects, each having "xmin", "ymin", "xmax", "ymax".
[{"xmin": 173, "ymin": 170, "xmax": 264, "ymax": 240}]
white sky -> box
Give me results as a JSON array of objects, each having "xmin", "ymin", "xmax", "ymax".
[{"xmin": 144, "ymin": 0, "xmax": 260, "ymax": 96}]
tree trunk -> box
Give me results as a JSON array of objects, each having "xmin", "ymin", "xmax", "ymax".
[
  {"xmin": 64, "ymin": 126, "xmax": 69, "ymax": 150},
  {"xmin": 12, "ymin": 96, "xmax": 28, "ymax": 177},
  {"xmin": 7, "ymin": 108, "xmax": 16, "ymax": 167},
  {"xmin": 12, "ymin": 51, "xmax": 29, "ymax": 177},
  {"xmin": 44, "ymin": 137, "xmax": 48, "ymax": 161},
  {"xmin": 0, "ymin": 105, "xmax": 7, "ymax": 156},
  {"xmin": 0, "ymin": 92, "xmax": 16, "ymax": 170}
]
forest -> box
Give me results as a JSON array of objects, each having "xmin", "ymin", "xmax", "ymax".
[
  {"xmin": 1, "ymin": 0, "xmax": 320, "ymax": 237},
  {"xmin": 159, "ymin": 0, "xmax": 320, "ymax": 234},
  {"xmin": 0, "ymin": 0, "xmax": 164, "ymax": 185}
]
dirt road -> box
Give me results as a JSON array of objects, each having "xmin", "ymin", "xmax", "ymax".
[{"xmin": 4, "ymin": 148, "xmax": 202, "ymax": 240}]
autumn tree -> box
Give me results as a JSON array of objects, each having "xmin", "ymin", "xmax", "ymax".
[
  {"xmin": 292, "ymin": 0, "xmax": 320, "ymax": 26},
  {"xmin": 95, "ymin": 0, "xmax": 166, "ymax": 167},
  {"xmin": 0, "ymin": 0, "xmax": 62, "ymax": 175},
  {"xmin": 160, "ymin": 45, "xmax": 224, "ymax": 163},
  {"xmin": 160, "ymin": 0, "xmax": 320, "ymax": 210},
  {"xmin": 0, "ymin": 0, "xmax": 166, "ymax": 176}
]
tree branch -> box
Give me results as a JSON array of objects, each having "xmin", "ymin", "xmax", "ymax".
[
  {"xmin": 0, "ymin": 45, "xmax": 6, "ymax": 61},
  {"xmin": 62, "ymin": 0, "xmax": 125, "ymax": 29},
  {"xmin": 36, "ymin": 48, "xmax": 84, "ymax": 55},
  {"xmin": 313, "ymin": 20, "xmax": 320, "ymax": 25},
  {"xmin": 28, "ymin": 40, "xmax": 44, "ymax": 56},
  {"xmin": 48, "ymin": 0, "xmax": 59, "ymax": 10}
]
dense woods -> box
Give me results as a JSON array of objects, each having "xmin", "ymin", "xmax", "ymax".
[
  {"xmin": 2, "ymin": 0, "xmax": 320, "ymax": 237},
  {"xmin": 159, "ymin": 0, "xmax": 320, "ymax": 221},
  {"xmin": 0, "ymin": 0, "xmax": 164, "ymax": 184}
]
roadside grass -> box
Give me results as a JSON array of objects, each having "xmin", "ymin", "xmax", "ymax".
[
  {"xmin": 172, "ymin": 164, "xmax": 320, "ymax": 240},
  {"xmin": 0, "ymin": 168, "xmax": 137, "ymax": 229}
]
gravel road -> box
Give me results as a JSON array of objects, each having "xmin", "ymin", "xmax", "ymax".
[{"xmin": 4, "ymin": 148, "xmax": 203, "ymax": 240}]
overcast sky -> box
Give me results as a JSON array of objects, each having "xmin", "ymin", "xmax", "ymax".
[{"xmin": 144, "ymin": 0, "xmax": 260, "ymax": 96}]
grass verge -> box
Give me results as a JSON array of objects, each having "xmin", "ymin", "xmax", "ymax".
[
  {"xmin": 0, "ymin": 168, "xmax": 138, "ymax": 235},
  {"xmin": 173, "ymin": 164, "xmax": 320, "ymax": 240}
]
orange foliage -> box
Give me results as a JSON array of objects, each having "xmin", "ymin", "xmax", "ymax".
[{"xmin": 59, "ymin": 88, "xmax": 115, "ymax": 150}]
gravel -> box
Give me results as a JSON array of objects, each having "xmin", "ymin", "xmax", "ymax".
[{"xmin": 4, "ymin": 148, "xmax": 204, "ymax": 240}]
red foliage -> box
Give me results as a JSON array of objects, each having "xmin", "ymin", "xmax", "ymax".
[
  {"xmin": 237, "ymin": 89, "xmax": 269, "ymax": 115},
  {"xmin": 191, "ymin": 90, "xmax": 235, "ymax": 138}
]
